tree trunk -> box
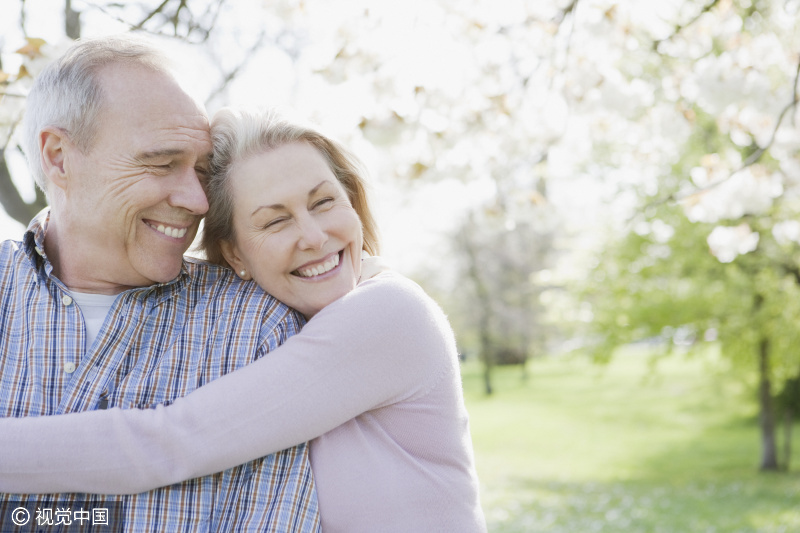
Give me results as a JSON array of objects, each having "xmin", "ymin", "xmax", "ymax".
[
  {"xmin": 758, "ymin": 336, "xmax": 779, "ymax": 471},
  {"xmin": 783, "ymin": 408, "xmax": 792, "ymax": 472},
  {"xmin": 479, "ymin": 328, "xmax": 493, "ymax": 396},
  {"xmin": 458, "ymin": 219, "xmax": 494, "ymax": 395},
  {"xmin": 65, "ymin": 0, "xmax": 81, "ymax": 39},
  {"xmin": 471, "ymin": 261, "xmax": 493, "ymax": 395},
  {"xmin": 0, "ymin": 148, "xmax": 47, "ymax": 226},
  {"xmin": 782, "ymin": 371, "xmax": 800, "ymax": 472}
]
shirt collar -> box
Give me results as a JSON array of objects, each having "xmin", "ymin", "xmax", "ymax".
[
  {"xmin": 22, "ymin": 207, "xmax": 52, "ymax": 278},
  {"xmin": 22, "ymin": 207, "xmax": 192, "ymax": 298},
  {"xmin": 141, "ymin": 263, "xmax": 192, "ymax": 305}
]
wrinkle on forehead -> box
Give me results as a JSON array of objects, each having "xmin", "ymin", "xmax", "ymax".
[
  {"xmin": 149, "ymin": 124, "xmax": 212, "ymax": 150},
  {"xmin": 122, "ymin": 107, "xmax": 211, "ymax": 163}
]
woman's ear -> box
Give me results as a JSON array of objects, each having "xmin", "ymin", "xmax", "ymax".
[
  {"xmin": 220, "ymin": 240, "xmax": 250, "ymax": 280},
  {"xmin": 40, "ymin": 127, "xmax": 71, "ymax": 192}
]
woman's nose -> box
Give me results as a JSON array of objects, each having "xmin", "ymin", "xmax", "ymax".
[{"xmin": 297, "ymin": 216, "xmax": 327, "ymax": 250}]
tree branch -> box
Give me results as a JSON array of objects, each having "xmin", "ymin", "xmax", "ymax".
[
  {"xmin": 81, "ymin": 1, "xmax": 176, "ymax": 38},
  {"xmin": 82, "ymin": 0, "xmax": 220, "ymax": 43},
  {"xmin": 132, "ymin": 0, "xmax": 171, "ymax": 31},
  {"xmin": 193, "ymin": 0, "xmax": 226, "ymax": 43},
  {"xmin": 545, "ymin": 0, "xmax": 580, "ymax": 101},
  {"xmin": 204, "ymin": 29, "xmax": 268, "ymax": 106},
  {"xmin": 653, "ymin": 0, "xmax": 721, "ymax": 51},
  {"xmin": 552, "ymin": 0, "xmax": 579, "ymax": 26},
  {"xmin": 20, "ymin": 0, "xmax": 29, "ymax": 38},
  {"xmin": 648, "ymin": 56, "xmax": 800, "ymax": 209},
  {"xmin": 65, "ymin": 0, "xmax": 81, "ymax": 39},
  {"xmin": 170, "ymin": 0, "xmax": 188, "ymax": 36}
]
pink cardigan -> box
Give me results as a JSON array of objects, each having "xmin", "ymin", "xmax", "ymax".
[{"xmin": 0, "ymin": 272, "xmax": 486, "ymax": 532}]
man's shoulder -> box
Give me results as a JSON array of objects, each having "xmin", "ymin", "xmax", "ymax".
[
  {"xmin": 182, "ymin": 257, "xmax": 294, "ymax": 315},
  {"xmin": 0, "ymin": 238, "xmax": 32, "ymax": 279},
  {"xmin": 184, "ymin": 257, "xmax": 261, "ymax": 296},
  {"xmin": 179, "ymin": 257, "xmax": 303, "ymax": 347},
  {"xmin": 0, "ymin": 238, "xmax": 24, "ymax": 258}
]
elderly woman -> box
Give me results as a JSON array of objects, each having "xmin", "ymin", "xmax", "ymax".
[{"xmin": 0, "ymin": 109, "xmax": 486, "ymax": 533}]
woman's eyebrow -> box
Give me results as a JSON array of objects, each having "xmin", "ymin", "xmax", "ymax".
[
  {"xmin": 308, "ymin": 180, "xmax": 332, "ymax": 196},
  {"xmin": 251, "ymin": 203, "xmax": 285, "ymax": 217},
  {"xmin": 251, "ymin": 180, "xmax": 332, "ymax": 217}
]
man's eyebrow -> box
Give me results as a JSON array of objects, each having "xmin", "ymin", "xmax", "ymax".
[
  {"xmin": 251, "ymin": 180, "xmax": 331, "ymax": 217},
  {"xmin": 136, "ymin": 149, "xmax": 188, "ymax": 161}
]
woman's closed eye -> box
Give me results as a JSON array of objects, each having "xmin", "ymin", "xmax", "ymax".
[
  {"xmin": 262, "ymin": 217, "xmax": 289, "ymax": 230},
  {"xmin": 312, "ymin": 197, "xmax": 334, "ymax": 209}
]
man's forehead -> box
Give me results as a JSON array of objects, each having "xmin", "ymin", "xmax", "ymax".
[
  {"xmin": 96, "ymin": 62, "xmax": 206, "ymax": 115},
  {"xmin": 97, "ymin": 65, "xmax": 208, "ymax": 119},
  {"xmin": 96, "ymin": 61, "xmax": 169, "ymax": 91}
]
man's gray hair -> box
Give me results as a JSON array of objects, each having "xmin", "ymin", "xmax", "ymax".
[{"xmin": 22, "ymin": 35, "xmax": 172, "ymax": 195}]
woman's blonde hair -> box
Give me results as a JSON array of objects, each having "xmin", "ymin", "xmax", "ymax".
[{"xmin": 202, "ymin": 108, "xmax": 380, "ymax": 267}]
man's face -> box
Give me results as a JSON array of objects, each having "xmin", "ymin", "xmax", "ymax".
[{"xmin": 63, "ymin": 64, "xmax": 211, "ymax": 289}]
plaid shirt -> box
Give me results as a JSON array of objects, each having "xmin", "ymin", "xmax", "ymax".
[{"xmin": 0, "ymin": 211, "xmax": 320, "ymax": 532}]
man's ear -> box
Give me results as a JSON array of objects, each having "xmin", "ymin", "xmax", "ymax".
[
  {"xmin": 220, "ymin": 240, "xmax": 250, "ymax": 280},
  {"xmin": 40, "ymin": 127, "xmax": 72, "ymax": 192}
]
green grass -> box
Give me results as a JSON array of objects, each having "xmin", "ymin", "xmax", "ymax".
[{"xmin": 462, "ymin": 348, "xmax": 800, "ymax": 532}]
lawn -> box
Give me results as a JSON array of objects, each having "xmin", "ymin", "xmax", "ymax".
[{"xmin": 461, "ymin": 347, "xmax": 800, "ymax": 532}]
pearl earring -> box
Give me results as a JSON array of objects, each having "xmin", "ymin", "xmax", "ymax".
[{"xmin": 240, "ymin": 270, "xmax": 246, "ymax": 277}]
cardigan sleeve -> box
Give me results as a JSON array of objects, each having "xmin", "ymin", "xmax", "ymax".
[{"xmin": 0, "ymin": 273, "xmax": 457, "ymax": 494}]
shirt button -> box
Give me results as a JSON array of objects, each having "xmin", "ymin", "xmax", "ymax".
[
  {"xmin": 35, "ymin": 246, "xmax": 44, "ymax": 256},
  {"xmin": 62, "ymin": 295, "xmax": 73, "ymax": 306},
  {"xmin": 64, "ymin": 362, "xmax": 76, "ymax": 373}
]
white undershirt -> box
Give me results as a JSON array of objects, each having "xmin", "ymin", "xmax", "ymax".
[{"xmin": 69, "ymin": 291, "xmax": 117, "ymax": 348}]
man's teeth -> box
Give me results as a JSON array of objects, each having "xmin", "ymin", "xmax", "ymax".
[
  {"xmin": 150, "ymin": 223, "xmax": 187, "ymax": 239},
  {"xmin": 297, "ymin": 254, "xmax": 340, "ymax": 278}
]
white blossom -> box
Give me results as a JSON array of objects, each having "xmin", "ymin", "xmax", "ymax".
[
  {"xmin": 707, "ymin": 224, "xmax": 760, "ymax": 263},
  {"xmin": 772, "ymin": 220, "xmax": 800, "ymax": 246},
  {"xmin": 683, "ymin": 166, "xmax": 783, "ymax": 223}
]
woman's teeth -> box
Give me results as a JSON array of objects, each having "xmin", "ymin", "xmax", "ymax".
[{"xmin": 297, "ymin": 253, "xmax": 340, "ymax": 278}]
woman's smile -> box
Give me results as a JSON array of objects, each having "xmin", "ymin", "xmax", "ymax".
[{"xmin": 293, "ymin": 250, "xmax": 343, "ymax": 279}]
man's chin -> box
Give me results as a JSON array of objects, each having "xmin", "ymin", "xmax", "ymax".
[
  {"xmin": 135, "ymin": 258, "xmax": 185, "ymax": 286},
  {"xmin": 154, "ymin": 265, "xmax": 184, "ymax": 284}
]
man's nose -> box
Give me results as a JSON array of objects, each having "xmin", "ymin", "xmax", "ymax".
[{"xmin": 169, "ymin": 167, "xmax": 209, "ymax": 216}]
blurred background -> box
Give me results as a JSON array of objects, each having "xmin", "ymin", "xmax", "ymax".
[{"xmin": 2, "ymin": 0, "xmax": 799, "ymax": 530}]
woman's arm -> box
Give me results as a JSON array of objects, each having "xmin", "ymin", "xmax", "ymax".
[{"xmin": 0, "ymin": 273, "xmax": 456, "ymax": 494}]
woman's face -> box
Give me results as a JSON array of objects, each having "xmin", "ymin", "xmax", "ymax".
[{"xmin": 222, "ymin": 141, "xmax": 363, "ymax": 318}]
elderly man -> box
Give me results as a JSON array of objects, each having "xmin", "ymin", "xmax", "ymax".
[{"xmin": 0, "ymin": 36, "xmax": 319, "ymax": 531}]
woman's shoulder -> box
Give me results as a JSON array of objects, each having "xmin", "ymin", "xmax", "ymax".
[
  {"xmin": 307, "ymin": 270, "xmax": 442, "ymax": 328},
  {"xmin": 352, "ymin": 271, "xmax": 436, "ymax": 313},
  {"xmin": 323, "ymin": 271, "xmax": 452, "ymax": 343}
]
